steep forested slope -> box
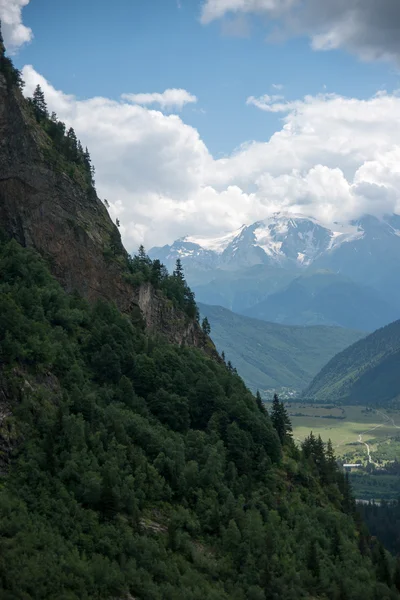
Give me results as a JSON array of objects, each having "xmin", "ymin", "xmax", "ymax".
[
  {"xmin": 305, "ymin": 320, "xmax": 400, "ymax": 405},
  {"xmin": 0, "ymin": 236, "xmax": 398, "ymax": 600},
  {"xmin": 199, "ymin": 303, "xmax": 364, "ymax": 393}
]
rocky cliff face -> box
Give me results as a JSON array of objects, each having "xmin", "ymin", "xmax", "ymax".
[
  {"xmin": 0, "ymin": 72, "xmax": 132, "ymax": 305},
  {"xmin": 0, "ymin": 71, "xmax": 208, "ymax": 350}
]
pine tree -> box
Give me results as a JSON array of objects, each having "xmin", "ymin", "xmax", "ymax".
[
  {"xmin": 83, "ymin": 147, "xmax": 95, "ymax": 185},
  {"xmin": 184, "ymin": 286, "xmax": 198, "ymax": 320},
  {"xmin": 201, "ymin": 316, "xmax": 211, "ymax": 336},
  {"xmin": 173, "ymin": 258, "xmax": 185, "ymax": 281},
  {"xmin": 271, "ymin": 394, "xmax": 292, "ymax": 444},
  {"xmin": 66, "ymin": 127, "xmax": 78, "ymax": 161},
  {"xmin": 150, "ymin": 259, "xmax": 167, "ymax": 288},
  {"xmin": 32, "ymin": 85, "xmax": 48, "ymax": 121},
  {"xmin": 314, "ymin": 435, "xmax": 326, "ymax": 473},
  {"xmin": 325, "ymin": 438, "xmax": 338, "ymax": 483},
  {"xmin": 326, "ymin": 439, "xmax": 336, "ymax": 469},
  {"xmin": 138, "ymin": 245, "xmax": 147, "ymax": 261},
  {"xmin": 255, "ymin": 390, "xmax": 266, "ymax": 415},
  {"xmin": 302, "ymin": 431, "xmax": 316, "ymax": 460}
]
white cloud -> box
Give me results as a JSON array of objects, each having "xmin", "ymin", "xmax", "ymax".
[
  {"xmin": 0, "ymin": 0, "xmax": 32, "ymax": 52},
  {"xmin": 201, "ymin": 0, "xmax": 294, "ymax": 24},
  {"xmin": 246, "ymin": 94, "xmax": 287, "ymax": 112},
  {"xmin": 121, "ymin": 89, "xmax": 197, "ymax": 111},
  {"xmin": 201, "ymin": 0, "xmax": 400, "ymax": 63},
  {"xmin": 22, "ymin": 66, "xmax": 400, "ymax": 250}
]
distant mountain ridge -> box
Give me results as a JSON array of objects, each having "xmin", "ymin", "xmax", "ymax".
[
  {"xmin": 305, "ymin": 319, "xmax": 400, "ymax": 405},
  {"xmin": 244, "ymin": 271, "xmax": 399, "ymax": 331},
  {"xmin": 150, "ymin": 212, "xmax": 400, "ymax": 330},
  {"xmin": 199, "ymin": 303, "xmax": 365, "ymax": 395}
]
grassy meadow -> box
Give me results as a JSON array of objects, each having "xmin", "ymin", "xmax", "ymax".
[
  {"xmin": 265, "ymin": 402, "xmax": 400, "ymax": 500},
  {"xmin": 286, "ymin": 404, "xmax": 400, "ymax": 456}
]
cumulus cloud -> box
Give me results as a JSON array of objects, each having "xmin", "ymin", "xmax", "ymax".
[
  {"xmin": 22, "ymin": 65, "xmax": 400, "ymax": 249},
  {"xmin": 201, "ymin": 0, "xmax": 400, "ymax": 63},
  {"xmin": 121, "ymin": 89, "xmax": 197, "ymax": 111},
  {"xmin": 0, "ymin": 0, "xmax": 32, "ymax": 51}
]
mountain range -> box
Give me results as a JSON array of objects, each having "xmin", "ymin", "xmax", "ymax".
[
  {"xmin": 150, "ymin": 213, "xmax": 400, "ymax": 330},
  {"xmin": 199, "ymin": 303, "xmax": 364, "ymax": 395}
]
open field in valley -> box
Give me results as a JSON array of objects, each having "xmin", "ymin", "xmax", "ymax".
[
  {"xmin": 265, "ymin": 402, "xmax": 400, "ymax": 500},
  {"xmin": 287, "ymin": 404, "xmax": 400, "ymax": 456}
]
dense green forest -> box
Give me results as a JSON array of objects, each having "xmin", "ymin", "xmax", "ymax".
[
  {"xmin": 304, "ymin": 320, "xmax": 400, "ymax": 405},
  {"xmin": 359, "ymin": 500, "xmax": 400, "ymax": 558},
  {"xmin": 0, "ymin": 236, "xmax": 399, "ymax": 599},
  {"xmin": 199, "ymin": 303, "xmax": 363, "ymax": 394}
]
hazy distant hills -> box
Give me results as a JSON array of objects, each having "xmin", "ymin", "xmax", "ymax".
[
  {"xmin": 199, "ymin": 303, "xmax": 364, "ymax": 395},
  {"xmin": 243, "ymin": 272, "xmax": 399, "ymax": 331},
  {"xmin": 305, "ymin": 319, "xmax": 400, "ymax": 406},
  {"xmin": 150, "ymin": 212, "xmax": 400, "ymax": 331}
]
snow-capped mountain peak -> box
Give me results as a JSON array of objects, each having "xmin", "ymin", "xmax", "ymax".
[
  {"xmin": 249, "ymin": 213, "xmax": 332, "ymax": 266},
  {"xmin": 149, "ymin": 212, "xmax": 400, "ymax": 274}
]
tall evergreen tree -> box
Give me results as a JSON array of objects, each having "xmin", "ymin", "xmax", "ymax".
[
  {"xmin": 302, "ymin": 431, "xmax": 316, "ymax": 460},
  {"xmin": 32, "ymin": 85, "xmax": 48, "ymax": 121},
  {"xmin": 255, "ymin": 390, "xmax": 266, "ymax": 415},
  {"xmin": 271, "ymin": 393, "xmax": 292, "ymax": 444},
  {"xmin": 201, "ymin": 316, "xmax": 211, "ymax": 336},
  {"xmin": 173, "ymin": 258, "xmax": 185, "ymax": 281},
  {"xmin": 66, "ymin": 127, "xmax": 78, "ymax": 161}
]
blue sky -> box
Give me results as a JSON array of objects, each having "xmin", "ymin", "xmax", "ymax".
[
  {"xmin": 3, "ymin": 0, "xmax": 400, "ymax": 249},
  {"xmin": 13, "ymin": 0, "xmax": 399, "ymax": 156}
]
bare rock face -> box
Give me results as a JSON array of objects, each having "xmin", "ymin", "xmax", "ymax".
[
  {"xmin": 0, "ymin": 73, "xmax": 209, "ymax": 351},
  {"xmin": 0, "ymin": 72, "xmax": 135, "ymax": 309},
  {"xmin": 136, "ymin": 282, "xmax": 205, "ymax": 346}
]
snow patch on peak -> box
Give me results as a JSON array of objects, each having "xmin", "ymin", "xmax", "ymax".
[
  {"xmin": 328, "ymin": 225, "xmax": 365, "ymax": 251},
  {"xmin": 297, "ymin": 252, "xmax": 306, "ymax": 264},
  {"xmin": 184, "ymin": 226, "xmax": 245, "ymax": 254},
  {"xmin": 253, "ymin": 225, "xmax": 284, "ymax": 258}
]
